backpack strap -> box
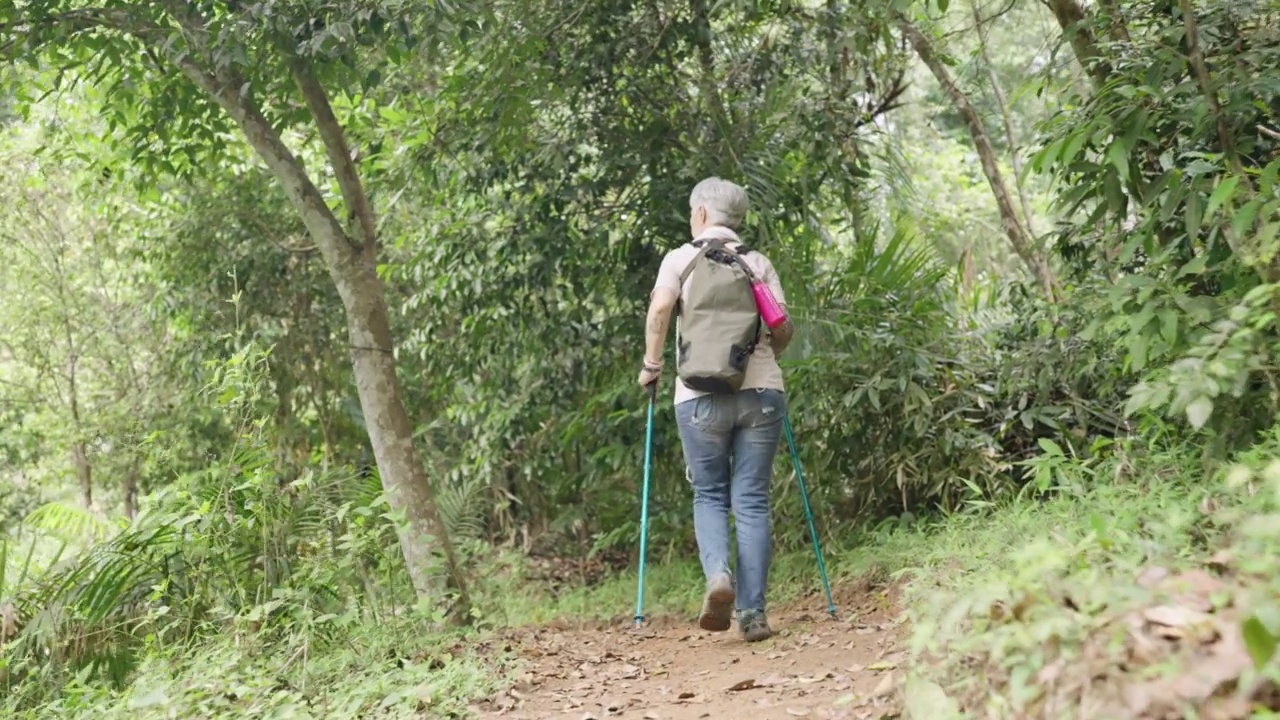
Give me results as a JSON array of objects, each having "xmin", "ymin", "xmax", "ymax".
[
  {"xmin": 675, "ymin": 239, "xmax": 720, "ymax": 318},
  {"xmin": 679, "ymin": 239, "xmax": 722, "ymax": 288}
]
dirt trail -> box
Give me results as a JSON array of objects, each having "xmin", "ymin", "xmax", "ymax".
[{"xmin": 474, "ymin": 582, "xmax": 905, "ymax": 720}]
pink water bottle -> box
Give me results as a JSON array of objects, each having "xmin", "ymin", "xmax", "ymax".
[{"xmin": 751, "ymin": 279, "xmax": 788, "ymax": 329}]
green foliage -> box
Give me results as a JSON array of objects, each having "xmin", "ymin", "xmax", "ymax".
[
  {"xmin": 7, "ymin": 0, "xmax": 1280, "ymax": 715},
  {"xmin": 1, "ymin": 346, "xmax": 407, "ymax": 706},
  {"xmin": 1034, "ymin": 0, "xmax": 1280, "ymax": 449},
  {"xmin": 900, "ymin": 423, "xmax": 1280, "ymax": 717}
]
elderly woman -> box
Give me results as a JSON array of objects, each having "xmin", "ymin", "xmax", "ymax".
[{"xmin": 637, "ymin": 177, "xmax": 793, "ymax": 642}]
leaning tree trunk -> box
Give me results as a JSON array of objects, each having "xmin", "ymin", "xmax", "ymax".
[
  {"xmin": 901, "ymin": 19, "xmax": 1061, "ymax": 301},
  {"xmin": 165, "ymin": 47, "xmax": 472, "ymax": 621},
  {"xmin": 973, "ymin": 2, "xmax": 1038, "ymax": 240},
  {"xmin": 336, "ymin": 247, "xmax": 474, "ymax": 606},
  {"xmin": 1045, "ymin": 0, "xmax": 1110, "ymax": 91}
]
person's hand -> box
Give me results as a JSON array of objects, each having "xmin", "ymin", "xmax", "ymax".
[{"xmin": 638, "ymin": 359, "xmax": 662, "ymax": 390}]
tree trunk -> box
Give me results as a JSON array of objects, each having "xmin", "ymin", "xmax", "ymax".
[
  {"xmin": 1097, "ymin": 0, "xmax": 1131, "ymax": 43},
  {"xmin": 272, "ymin": 354, "xmax": 297, "ymax": 479},
  {"xmin": 1175, "ymin": 0, "xmax": 1276, "ymax": 286},
  {"xmin": 900, "ymin": 20, "xmax": 1060, "ymax": 301},
  {"xmin": 1045, "ymin": 0, "xmax": 1110, "ymax": 91},
  {"xmin": 122, "ymin": 458, "xmax": 138, "ymax": 520},
  {"xmin": 166, "ymin": 50, "xmax": 472, "ymax": 621},
  {"xmin": 71, "ymin": 441, "xmax": 92, "ymax": 509},
  {"xmin": 340, "ymin": 258, "xmax": 473, "ymax": 608},
  {"xmin": 65, "ymin": 348, "xmax": 92, "ymax": 508}
]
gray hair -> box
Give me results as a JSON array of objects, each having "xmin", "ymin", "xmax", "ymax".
[{"xmin": 689, "ymin": 177, "xmax": 749, "ymax": 230}]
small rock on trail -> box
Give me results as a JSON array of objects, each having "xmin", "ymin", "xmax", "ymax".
[{"xmin": 474, "ymin": 584, "xmax": 904, "ymax": 720}]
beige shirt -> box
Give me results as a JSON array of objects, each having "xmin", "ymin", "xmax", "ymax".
[{"xmin": 652, "ymin": 227, "xmax": 787, "ymax": 405}]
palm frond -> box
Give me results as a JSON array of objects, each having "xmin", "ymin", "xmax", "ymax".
[
  {"xmin": 24, "ymin": 502, "xmax": 122, "ymax": 544},
  {"xmin": 434, "ymin": 470, "xmax": 488, "ymax": 543}
]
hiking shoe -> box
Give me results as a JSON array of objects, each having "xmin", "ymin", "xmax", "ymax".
[
  {"xmin": 739, "ymin": 610, "xmax": 772, "ymax": 642},
  {"xmin": 698, "ymin": 574, "xmax": 735, "ymax": 632}
]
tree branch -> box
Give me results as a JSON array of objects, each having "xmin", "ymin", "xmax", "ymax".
[
  {"xmin": 154, "ymin": 47, "xmax": 365, "ymax": 276},
  {"xmin": 290, "ymin": 60, "xmax": 380, "ymax": 256},
  {"xmin": 1177, "ymin": 0, "xmax": 1242, "ymax": 176}
]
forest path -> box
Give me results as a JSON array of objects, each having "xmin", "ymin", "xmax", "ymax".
[{"xmin": 473, "ymin": 580, "xmax": 906, "ymax": 720}]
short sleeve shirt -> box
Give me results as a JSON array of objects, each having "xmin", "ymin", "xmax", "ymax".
[{"xmin": 652, "ymin": 237, "xmax": 787, "ymax": 405}]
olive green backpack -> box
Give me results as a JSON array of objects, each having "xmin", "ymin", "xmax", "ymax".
[{"xmin": 675, "ymin": 238, "xmax": 762, "ymax": 394}]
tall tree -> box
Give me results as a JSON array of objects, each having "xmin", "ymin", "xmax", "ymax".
[
  {"xmin": 0, "ymin": 0, "xmax": 470, "ymax": 616},
  {"xmin": 899, "ymin": 16, "xmax": 1061, "ymax": 299}
]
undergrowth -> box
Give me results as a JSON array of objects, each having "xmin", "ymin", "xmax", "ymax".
[
  {"xmin": 15, "ymin": 622, "xmax": 508, "ymax": 719},
  {"xmin": 479, "ymin": 426, "xmax": 1280, "ymax": 718},
  {"xmin": 8, "ymin": 418, "xmax": 1280, "ymax": 719},
  {"xmin": 894, "ymin": 432, "xmax": 1280, "ymax": 718}
]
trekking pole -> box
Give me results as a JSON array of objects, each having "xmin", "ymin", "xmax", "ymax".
[
  {"xmin": 634, "ymin": 381, "xmax": 658, "ymax": 628},
  {"xmin": 782, "ymin": 412, "xmax": 838, "ymax": 619}
]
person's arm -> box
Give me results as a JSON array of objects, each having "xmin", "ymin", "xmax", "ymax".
[
  {"xmin": 644, "ymin": 287, "xmax": 678, "ymax": 364},
  {"xmin": 638, "ymin": 252, "xmax": 682, "ymax": 387},
  {"xmin": 762, "ymin": 259, "xmax": 794, "ymax": 356},
  {"xmin": 771, "ymin": 316, "xmax": 794, "ymax": 356}
]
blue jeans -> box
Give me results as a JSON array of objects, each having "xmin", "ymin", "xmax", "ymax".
[{"xmin": 675, "ymin": 388, "xmax": 786, "ymax": 614}]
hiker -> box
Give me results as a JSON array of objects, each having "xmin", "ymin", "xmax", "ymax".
[{"xmin": 637, "ymin": 176, "xmax": 794, "ymax": 643}]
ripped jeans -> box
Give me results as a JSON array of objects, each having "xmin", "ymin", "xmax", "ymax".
[{"xmin": 674, "ymin": 388, "xmax": 786, "ymax": 614}]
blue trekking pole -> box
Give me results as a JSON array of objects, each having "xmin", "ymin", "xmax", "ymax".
[
  {"xmin": 634, "ymin": 381, "xmax": 657, "ymax": 627},
  {"xmin": 782, "ymin": 412, "xmax": 837, "ymax": 619}
]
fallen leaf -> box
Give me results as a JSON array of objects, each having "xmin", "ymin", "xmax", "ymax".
[
  {"xmin": 871, "ymin": 673, "xmax": 896, "ymax": 698},
  {"xmin": 866, "ymin": 661, "xmax": 896, "ymax": 671},
  {"xmin": 786, "ymin": 708, "xmax": 811, "ymax": 716},
  {"xmin": 1035, "ymin": 659, "xmax": 1064, "ymax": 685},
  {"xmin": 1136, "ymin": 566, "xmax": 1170, "ymax": 588},
  {"xmin": 1144, "ymin": 605, "xmax": 1209, "ymax": 628},
  {"xmin": 1160, "ymin": 570, "xmax": 1227, "ymax": 612},
  {"xmin": 1202, "ymin": 694, "xmax": 1252, "ymax": 720}
]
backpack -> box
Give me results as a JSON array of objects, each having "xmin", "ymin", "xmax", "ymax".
[{"xmin": 675, "ymin": 238, "xmax": 762, "ymax": 394}]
